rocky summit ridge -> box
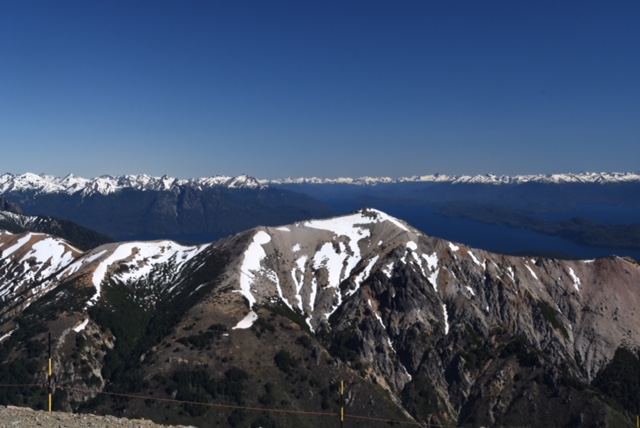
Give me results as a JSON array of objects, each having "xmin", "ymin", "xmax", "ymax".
[{"xmin": 0, "ymin": 208, "xmax": 638, "ymax": 426}]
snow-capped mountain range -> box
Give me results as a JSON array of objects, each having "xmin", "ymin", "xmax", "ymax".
[
  {"xmin": 1, "ymin": 171, "xmax": 639, "ymax": 197},
  {"xmin": 0, "ymin": 172, "xmax": 264, "ymax": 196},
  {"xmin": 268, "ymin": 171, "xmax": 640, "ymax": 185}
]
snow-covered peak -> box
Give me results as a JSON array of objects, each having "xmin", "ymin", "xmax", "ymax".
[
  {"xmin": 228, "ymin": 208, "xmax": 420, "ymax": 326},
  {"xmin": 55, "ymin": 174, "xmax": 90, "ymax": 192},
  {"xmin": 225, "ymin": 175, "xmax": 262, "ymax": 189},
  {"xmin": 0, "ymin": 173, "xmax": 64, "ymax": 194}
]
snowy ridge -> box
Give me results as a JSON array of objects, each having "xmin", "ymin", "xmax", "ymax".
[
  {"xmin": 0, "ymin": 210, "xmax": 39, "ymax": 229},
  {"xmin": 78, "ymin": 241, "xmax": 210, "ymax": 307},
  {"xmin": 0, "ymin": 230, "xmax": 211, "ymax": 316},
  {"xmin": 0, "ymin": 172, "xmax": 264, "ymax": 197},
  {"xmin": 0, "ymin": 232, "xmax": 81, "ymax": 307},
  {"xmin": 3, "ymin": 172, "xmax": 640, "ymax": 197}
]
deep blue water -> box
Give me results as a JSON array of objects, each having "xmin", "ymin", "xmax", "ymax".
[
  {"xmin": 539, "ymin": 205, "xmax": 640, "ymax": 225},
  {"xmin": 327, "ymin": 201, "xmax": 640, "ymax": 261}
]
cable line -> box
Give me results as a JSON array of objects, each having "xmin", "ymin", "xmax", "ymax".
[{"xmin": 0, "ymin": 382, "xmax": 453, "ymax": 426}]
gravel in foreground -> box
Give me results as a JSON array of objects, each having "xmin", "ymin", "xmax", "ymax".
[{"xmin": 0, "ymin": 406, "xmax": 196, "ymax": 428}]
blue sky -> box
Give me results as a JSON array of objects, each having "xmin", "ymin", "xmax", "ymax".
[{"xmin": 1, "ymin": 1, "xmax": 638, "ymax": 179}]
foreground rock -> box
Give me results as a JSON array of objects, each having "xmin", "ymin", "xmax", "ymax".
[{"xmin": 0, "ymin": 406, "xmax": 193, "ymax": 428}]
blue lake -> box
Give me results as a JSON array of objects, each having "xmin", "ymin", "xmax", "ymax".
[
  {"xmin": 328, "ymin": 202, "xmax": 640, "ymax": 261},
  {"xmin": 539, "ymin": 205, "xmax": 640, "ymax": 225}
]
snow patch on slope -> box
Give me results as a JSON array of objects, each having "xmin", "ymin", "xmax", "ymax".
[
  {"xmin": 422, "ymin": 253, "xmax": 439, "ymax": 291},
  {"xmin": 1, "ymin": 235, "xmax": 32, "ymax": 258},
  {"xmin": 73, "ymin": 319, "xmax": 89, "ymax": 333},
  {"xmin": 237, "ymin": 231, "xmax": 271, "ymax": 308},
  {"xmin": 233, "ymin": 311, "xmax": 258, "ymax": 329},
  {"xmin": 468, "ymin": 251, "xmax": 484, "ymax": 269},
  {"xmin": 291, "ymin": 255, "xmax": 309, "ymax": 311},
  {"xmin": 525, "ymin": 264, "xmax": 539, "ymax": 281},
  {"xmin": 568, "ymin": 267, "xmax": 581, "ymax": 292},
  {"xmin": 351, "ymin": 256, "xmax": 379, "ymax": 296},
  {"xmin": 443, "ymin": 304, "xmax": 450, "ymax": 335}
]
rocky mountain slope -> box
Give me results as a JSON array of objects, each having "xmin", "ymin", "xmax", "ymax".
[{"xmin": 0, "ymin": 209, "xmax": 639, "ymax": 426}]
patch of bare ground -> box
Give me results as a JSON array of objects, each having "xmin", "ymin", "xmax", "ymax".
[{"xmin": 0, "ymin": 406, "xmax": 195, "ymax": 428}]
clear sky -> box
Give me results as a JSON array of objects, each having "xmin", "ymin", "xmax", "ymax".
[{"xmin": 1, "ymin": 1, "xmax": 638, "ymax": 179}]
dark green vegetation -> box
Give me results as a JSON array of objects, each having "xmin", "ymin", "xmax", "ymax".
[
  {"xmin": 0, "ymin": 197, "xmax": 21, "ymax": 213},
  {"xmin": 75, "ymin": 301, "xmax": 410, "ymax": 427},
  {"xmin": 177, "ymin": 323, "xmax": 227, "ymax": 350},
  {"xmin": 439, "ymin": 202, "xmax": 640, "ymax": 252},
  {"xmin": 593, "ymin": 347, "xmax": 640, "ymax": 416},
  {"xmin": 0, "ymin": 317, "xmax": 48, "ymax": 408}
]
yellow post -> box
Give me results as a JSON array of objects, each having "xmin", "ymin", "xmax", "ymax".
[
  {"xmin": 340, "ymin": 380, "xmax": 344, "ymax": 427},
  {"xmin": 48, "ymin": 332, "xmax": 52, "ymax": 412},
  {"xmin": 48, "ymin": 357, "xmax": 52, "ymax": 412}
]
